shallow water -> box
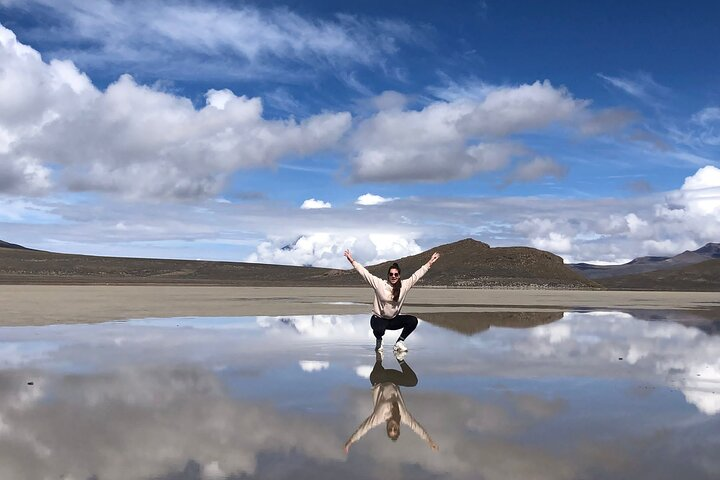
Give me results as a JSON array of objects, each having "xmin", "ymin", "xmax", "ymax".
[{"xmin": 0, "ymin": 311, "xmax": 719, "ymax": 480}]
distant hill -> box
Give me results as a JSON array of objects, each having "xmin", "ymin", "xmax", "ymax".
[
  {"xmin": 0, "ymin": 237, "xmax": 598, "ymax": 288},
  {"xmin": 325, "ymin": 238, "xmax": 599, "ymax": 289},
  {"xmin": 600, "ymin": 259, "xmax": 720, "ymax": 291},
  {"xmin": 570, "ymin": 243, "xmax": 720, "ymax": 279},
  {"xmin": 0, "ymin": 243, "xmax": 334, "ymax": 285},
  {"xmin": 0, "ymin": 240, "xmax": 30, "ymax": 250},
  {"xmin": 695, "ymin": 243, "xmax": 720, "ymax": 258}
]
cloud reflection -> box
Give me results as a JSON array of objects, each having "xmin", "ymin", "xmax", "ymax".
[{"xmin": 0, "ymin": 311, "xmax": 718, "ymax": 479}]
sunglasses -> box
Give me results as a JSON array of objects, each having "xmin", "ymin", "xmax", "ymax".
[{"xmin": 388, "ymin": 272, "xmax": 400, "ymax": 277}]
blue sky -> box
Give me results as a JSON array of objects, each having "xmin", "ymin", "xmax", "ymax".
[{"xmin": 0, "ymin": 0, "xmax": 719, "ymax": 266}]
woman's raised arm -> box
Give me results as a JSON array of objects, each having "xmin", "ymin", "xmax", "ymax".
[
  {"xmin": 345, "ymin": 249, "xmax": 384, "ymax": 289},
  {"xmin": 407, "ymin": 252, "xmax": 440, "ymax": 287}
]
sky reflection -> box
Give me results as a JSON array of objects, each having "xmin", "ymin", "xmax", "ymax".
[{"xmin": 0, "ymin": 311, "xmax": 718, "ymax": 479}]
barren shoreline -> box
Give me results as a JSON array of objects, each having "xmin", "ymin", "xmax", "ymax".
[{"xmin": 1, "ymin": 285, "xmax": 719, "ymax": 327}]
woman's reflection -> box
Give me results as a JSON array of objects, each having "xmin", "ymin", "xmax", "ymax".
[{"xmin": 345, "ymin": 352, "xmax": 439, "ymax": 453}]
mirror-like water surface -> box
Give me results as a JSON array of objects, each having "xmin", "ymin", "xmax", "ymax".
[{"xmin": 1, "ymin": 311, "xmax": 719, "ymax": 480}]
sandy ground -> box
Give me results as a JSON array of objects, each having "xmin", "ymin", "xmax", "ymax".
[{"xmin": 1, "ymin": 285, "xmax": 719, "ymax": 326}]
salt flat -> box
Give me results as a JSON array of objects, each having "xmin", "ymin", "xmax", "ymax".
[
  {"xmin": 1, "ymin": 311, "xmax": 718, "ymax": 479},
  {"xmin": 1, "ymin": 285, "xmax": 719, "ymax": 326}
]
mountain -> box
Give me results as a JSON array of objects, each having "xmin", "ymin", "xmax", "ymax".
[
  {"xmin": 0, "ymin": 243, "xmax": 334, "ymax": 285},
  {"xmin": 600, "ymin": 259, "xmax": 720, "ymax": 291},
  {"xmin": 0, "ymin": 237, "xmax": 599, "ymax": 288},
  {"xmin": 695, "ymin": 242, "xmax": 720, "ymax": 258},
  {"xmin": 0, "ymin": 240, "xmax": 30, "ymax": 250},
  {"xmin": 569, "ymin": 243, "xmax": 720, "ymax": 279},
  {"xmin": 326, "ymin": 238, "xmax": 599, "ymax": 288}
]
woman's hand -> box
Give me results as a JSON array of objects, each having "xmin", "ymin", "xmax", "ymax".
[
  {"xmin": 344, "ymin": 249, "xmax": 355, "ymax": 264},
  {"xmin": 427, "ymin": 252, "xmax": 440, "ymax": 267}
]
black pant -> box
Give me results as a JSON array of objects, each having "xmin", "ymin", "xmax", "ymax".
[{"xmin": 370, "ymin": 314, "xmax": 418, "ymax": 341}]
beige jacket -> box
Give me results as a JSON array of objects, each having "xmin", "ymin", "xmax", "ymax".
[{"xmin": 351, "ymin": 261, "xmax": 430, "ymax": 319}]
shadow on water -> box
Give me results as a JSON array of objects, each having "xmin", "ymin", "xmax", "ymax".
[{"xmin": 0, "ymin": 310, "xmax": 719, "ymax": 479}]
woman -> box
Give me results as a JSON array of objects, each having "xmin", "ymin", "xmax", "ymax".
[{"xmin": 344, "ymin": 249, "xmax": 440, "ymax": 352}]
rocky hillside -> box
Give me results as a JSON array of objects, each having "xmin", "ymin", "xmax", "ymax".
[{"xmin": 329, "ymin": 238, "xmax": 599, "ymax": 289}]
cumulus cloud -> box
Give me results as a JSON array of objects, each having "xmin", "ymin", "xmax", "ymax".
[
  {"xmin": 3, "ymin": 164, "xmax": 717, "ymax": 265},
  {"xmin": 355, "ymin": 193, "xmax": 395, "ymax": 206},
  {"xmin": 653, "ymin": 165, "xmax": 720, "ymax": 232},
  {"xmin": 529, "ymin": 232, "xmax": 573, "ymax": 254},
  {"xmin": 0, "ymin": 24, "xmax": 351, "ymax": 198},
  {"xmin": 349, "ymin": 80, "xmax": 587, "ymax": 183},
  {"xmin": 371, "ymin": 90, "xmax": 409, "ymax": 111},
  {"xmin": 247, "ymin": 233, "xmax": 422, "ymax": 268},
  {"xmin": 512, "ymin": 165, "xmax": 720, "ymax": 262},
  {"xmin": 300, "ymin": 198, "xmax": 332, "ymax": 209}
]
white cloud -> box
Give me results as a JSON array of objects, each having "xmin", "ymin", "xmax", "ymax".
[
  {"xmin": 655, "ymin": 165, "xmax": 720, "ymax": 226},
  {"xmin": 371, "ymin": 90, "xmax": 409, "ymax": 111},
  {"xmin": 349, "ymin": 80, "xmax": 587, "ymax": 182},
  {"xmin": 1, "ymin": 0, "xmax": 414, "ymax": 80},
  {"xmin": 246, "ymin": 233, "xmax": 422, "ymax": 268},
  {"xmin": 529, "ymin": 232, "xmax": 573, "ymax": 254},
  {"xmin": 511, "ymin": 165, "xmax": 720, "ymax": 262},
  {"xmin": 597, "ymin": 72, "xmax": 669, "ymax": 104},
  {"xmin": 0, "ymin": 197, "xmax": 57, "ymax": 223},
  {"xmin": 300, "ymin": 198, "xmax": 332, "ymax": 209},
  {"xmin": 0, "ymin": 24, "xmax": 351, "ymax": 198},
  {"xmin": 355, "ymin": 193, "xmax": 395, "ymax": 206},
  {"xmin": 691, "ymin": 107, "xmax": 720, "ymax": 126}
]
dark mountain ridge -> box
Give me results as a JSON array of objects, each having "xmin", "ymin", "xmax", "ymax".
[
  {"xmin": 0, "ymin": 238, "xmax": 598, "ymax": 288},
  {"xmin": 600, "ymin": 258, "xmax": 720, "ymax": 291},
  {"xmin": 569, "ymin": 243, "xmax": 720, "ymax": 279},
  {"xmin": 0, "ymin": 240, "xmax": 30, "ymax": 250}
]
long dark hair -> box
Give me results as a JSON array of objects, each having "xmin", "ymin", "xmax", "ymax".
[
  {"xmin": 388, "ymin": 262, "xmax": 401, "ymax": 301},
  {"xmin": 387, "ymin": 401, "xmax": 401, "ymax": 441}
]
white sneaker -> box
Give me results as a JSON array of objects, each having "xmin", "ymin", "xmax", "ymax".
[
  {"xmin": 394, "ymin": 350, "xmax": 407, "ymax": 362},
  {"xmin": 393, "ymin": 340, "xmax": 408, "ymax": 352}
]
